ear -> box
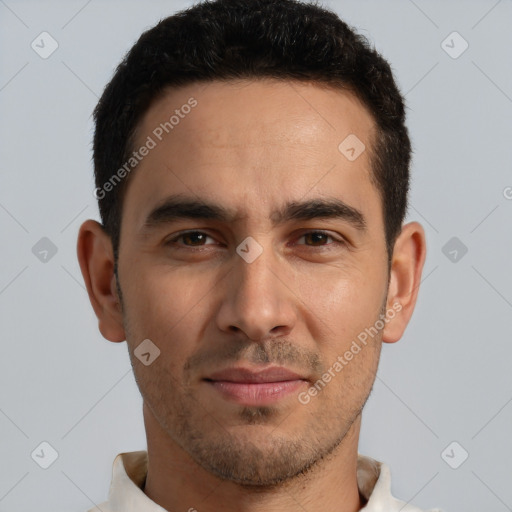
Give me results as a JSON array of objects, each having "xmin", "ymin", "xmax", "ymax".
[
  {"xmin": 76, "ymin": 219, "xmax": 126, "ymax": 342},
  {"xmin": 382, "ymin": 221, "xmax": 427, "ymax": 344}
]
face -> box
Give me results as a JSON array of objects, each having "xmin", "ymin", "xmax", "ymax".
[{"xmin": 116, "ymin": 79, "xmax": 392, "ymax": 485}]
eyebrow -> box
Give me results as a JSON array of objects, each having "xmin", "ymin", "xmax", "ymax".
[{"xmin": 142, "ymin": 194, "xmax": 367, "ymax": 232}]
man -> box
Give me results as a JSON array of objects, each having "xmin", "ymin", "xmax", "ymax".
[{"xmin": 77, "ymin": 0, "xmax": 441, "ymax": 510}]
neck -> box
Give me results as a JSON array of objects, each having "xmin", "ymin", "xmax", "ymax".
[{"xmin": 142, "ymin": 403, "xmax": 366, "ymax": 512}]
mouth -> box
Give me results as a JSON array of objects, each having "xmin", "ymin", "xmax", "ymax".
[{"xmin": 203, "ymin": 366, "xmax": 309, "ymax": 406}]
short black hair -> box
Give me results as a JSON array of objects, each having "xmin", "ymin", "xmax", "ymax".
[{"xmin": 93, "ymin": 0, "xmax": 411, "ymax": 265}]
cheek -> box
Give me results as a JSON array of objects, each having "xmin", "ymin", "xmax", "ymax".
[
  {"xmin": 128, "ymin": 263, "xmax": 216, "ymax": 319},
  {"xmin": 295, "ymin": 262, "xmax": 386, "ymax": 344},
  {"xmin": 302, "ymin": 271, "xmax": 384, "ymax": 406},
  {"xmin": 122, "ymin": 267, "xmax": 217, "ymax": 362}
]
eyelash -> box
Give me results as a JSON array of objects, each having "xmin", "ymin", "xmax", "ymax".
[{"xmin": 165, "ymin": 230, "xmax": 346, "ymax": 249}]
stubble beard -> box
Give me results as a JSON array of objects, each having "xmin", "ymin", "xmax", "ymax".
[
  {"xmin": 117, "ymin": 272, "xmax": 384, "ymax": 489},
  {"xmin": 141, "ymin": 365, "xmax": 376, "ymax": 489}
]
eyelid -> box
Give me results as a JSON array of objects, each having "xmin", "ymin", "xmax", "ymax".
[
  {"xmin": 293, "ymin": 229, "xmax": 346, "ymax": 245},
  {"xmin": 166, "ymin": 229, "xmax": 219, "ymax": 245},
  {"xmin": 164, "ymin": 228, "xmax": 347, "ymax": 248}
]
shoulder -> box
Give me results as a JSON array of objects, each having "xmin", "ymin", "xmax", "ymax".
[{"xmin": 358, "ymin": 454, "xmax": 444, "ymax": 512}]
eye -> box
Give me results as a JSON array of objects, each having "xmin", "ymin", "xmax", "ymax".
[
  {"xmin": 296, "ymin": 231, "xmax": 342, "ymax": 247},
  {"xmin": 167, "ymin": 231, "xmax": 217, "ymax": 246},
  {"xmin": 165, "ymin": 230, "xmax": 344, "ymax": 250}
]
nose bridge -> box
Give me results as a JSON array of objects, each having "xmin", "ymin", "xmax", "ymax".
[
  {"xmin": 237, "ymin": 249, "xmax": 275, "ymax": 305},
  {"xmin": 216, "ymin": 241, "xmax": 296, "ymax": 340}
]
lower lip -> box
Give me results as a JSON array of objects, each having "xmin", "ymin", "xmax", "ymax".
[{"xmin": 206, "ymin": 379, "xmax": 306, "ymax": 406}]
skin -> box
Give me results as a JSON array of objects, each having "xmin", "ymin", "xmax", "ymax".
[{"xmin": 77, "ymin": 79, "xmax": 426, "ymax": 512}]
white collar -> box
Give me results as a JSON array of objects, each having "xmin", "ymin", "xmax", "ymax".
[{"xmin": 89, "ymin": 451, "xmax": 440, "ymax": 512}]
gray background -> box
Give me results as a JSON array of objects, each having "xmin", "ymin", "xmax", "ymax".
[{"xmin": 1, "ymin": 0, "xmax": 511, "ymax": 510}]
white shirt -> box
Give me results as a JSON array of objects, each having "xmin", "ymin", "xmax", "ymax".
[{"xmin": 87, "ymin": 451, "xmax": 443, "ymax": 512}]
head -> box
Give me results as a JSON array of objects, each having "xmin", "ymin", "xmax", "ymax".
[{"xmin": 78, "ymin": 0, "xmax": 426, "ymax": 487}]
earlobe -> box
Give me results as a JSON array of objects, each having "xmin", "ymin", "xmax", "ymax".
[
  {"xmin": 76, "ymin": 219, "xmax": 126, "ymax": 343},
  {"xmin": 382, "ymin": 221, "xmax": 427, "ymax": 344}
]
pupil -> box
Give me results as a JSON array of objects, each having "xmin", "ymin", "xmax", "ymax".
[
  {"xmin": 185, "ymin": 232, "xmax": 204, "ymax": 245},
  {"xmin": 308, "ymin": 233, "xmax": 325, "ymax": 245}
]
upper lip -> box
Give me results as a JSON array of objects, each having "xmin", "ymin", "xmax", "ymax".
[{"xmin": 205, "ymin": 366, "xmax": 306, "ymax": 383}]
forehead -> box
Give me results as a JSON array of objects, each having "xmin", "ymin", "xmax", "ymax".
[
  {"xmin": 123, "ymin": 79, "xmax": 382, "ymax": 233},
  {"xmin": 138, "ymin": 79, "xmax": 375, "ymax": 153}
]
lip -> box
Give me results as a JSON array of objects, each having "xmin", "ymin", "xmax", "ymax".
[
  {"xmin": 204, "ymin": 366, "xmax": 308, "ymax": 406},
  {"xmin": 205, "ymin": 366, "xmax": 306, "ymax": 383}
]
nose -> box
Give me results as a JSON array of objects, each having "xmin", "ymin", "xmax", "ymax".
[{"xmin": 215, "ymin": 245, "xmax": 297, "ymax": 341}]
